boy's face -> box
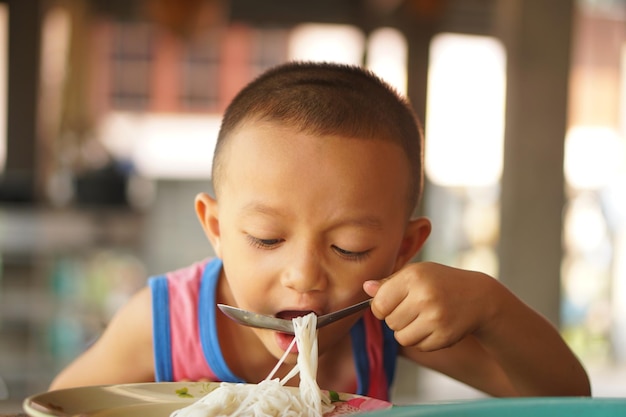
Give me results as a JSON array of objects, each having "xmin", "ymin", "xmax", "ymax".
[{"xmin": 198, "ymin": 120, "xmax": 429, "ymax": 360}]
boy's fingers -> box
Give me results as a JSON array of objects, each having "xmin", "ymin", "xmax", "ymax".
[
  {"xmin": 362, "ymin": 279, "xmax": 383, "ymax": 297},
  {"xmin": 364, "ymin": 278, "xmax": 404, "ymax": 320},
  {"xmin": 363, "ymin": 280, "xmax": 385, "ymax": 319}
]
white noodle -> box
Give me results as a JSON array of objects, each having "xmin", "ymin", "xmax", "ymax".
[{"xmin": 170, "ymin": 313, "xmax": 333, "ymax": 417}]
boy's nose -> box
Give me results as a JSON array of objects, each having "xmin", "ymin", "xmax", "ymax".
[{"xmin": 280, "ymin": 251, "xmax": 327, "ymax": 293}]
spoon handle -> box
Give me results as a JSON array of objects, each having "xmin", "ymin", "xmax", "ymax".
[{"xmin": 316, "ymin": 298, "xmax": 373, "ymax": 327}]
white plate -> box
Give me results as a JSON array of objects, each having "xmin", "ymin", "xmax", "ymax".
[{"xmin": 23, "ymin": 381, "xmax": 393, "ymax": 417}]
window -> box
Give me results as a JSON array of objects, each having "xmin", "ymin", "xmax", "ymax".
[
  {"xmin": 422, "ymin": 33, "xmax": 506, "ymax": 277},
  {"xmin": 561, "ymin": 1, "xmax": 626, "ymax": 366},
  {"xmin": 110, "ymin": 22, "xmax": 153, "ymax": 110},
  {"xmin": 180, "ymin": 30, "xmax": 220, "ymax": 110},
  {"xmin": 288, "ymin": 23, "xmax": 364, "ymax": 65},
  {"xmin": 250, "ymin": 27, "xmax": 289, "ymax": 77}
]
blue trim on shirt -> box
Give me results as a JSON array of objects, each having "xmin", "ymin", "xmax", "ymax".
[
  {"xmin": 149, "ymin": 275, "xmax": 173, "ymax": 382},
  {"xmin": 198, "ymin": 258, "xmax": 244, "ymax": 383},
  {"xmin": 350, "ymin": 318, "xmax": 369, "ymax": 396},
  {"xmin": 382, "ymin": 321, "xmax": 399, "ymax": 390}
]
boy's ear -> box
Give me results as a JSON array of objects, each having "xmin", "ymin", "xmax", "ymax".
[
  {"xmin": 394, "ymin": 217, "xmax": 432, "ymax": 271},
  {"xmin": 195, "ymin": 192, "xmax": 222, "ymax": 258}
]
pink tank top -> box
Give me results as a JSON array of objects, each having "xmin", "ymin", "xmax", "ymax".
[{"xmin": 150, "ymin": 258, "xmax": 398, "ymax": 401}]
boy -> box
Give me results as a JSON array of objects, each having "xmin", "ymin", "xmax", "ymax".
[{"xmin": 50, "ymin": 61, "xmax": 590, "ymax": 400}]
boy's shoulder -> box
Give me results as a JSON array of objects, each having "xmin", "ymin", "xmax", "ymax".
[
  {"xmin": 153, "ymin": 257, "xmax": 220, "ymax": 284},
  {"xmin": 149, "ymin": 257, "xmax": 222, "ymax": 308}
]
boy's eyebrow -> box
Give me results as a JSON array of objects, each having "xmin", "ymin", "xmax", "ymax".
[
  {"xmin": 335, "ymin": 216, "xmax": 384, "ymax": 230},
  {"xmin": 240, "ymin": 202, "xmax": 285, "ymax": 217},
  {"xmin": 240, "ymin": 201, "xmax": 383, "ymax": 230}
]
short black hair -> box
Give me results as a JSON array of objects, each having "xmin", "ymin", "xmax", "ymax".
[{"xmin": 212, "ymin": 61, "xmax": 424, "ymax": 215}]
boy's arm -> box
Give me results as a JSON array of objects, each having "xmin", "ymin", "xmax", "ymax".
[
  {"xmin": 402, "ymin": 333, "xmax": 517, "ymax": 396},
  {"xmin": 49, "ymin": 286, "xmax": 155, "ymax": 390},
  {"xmin": 466, "ymin": 283, "xmax": 590, "ymax": 396},
  {"xmin": 365, "ymin": 262, "xmax": 591, "ymax": 397},
  {"xmin": 401, "ymin": 299, "xmax": 590, "ymax": 397}
]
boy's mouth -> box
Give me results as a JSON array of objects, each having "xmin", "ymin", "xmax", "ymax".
[
  {"xmin": 274, "ymin": 310, "xmax": 317, "ymax": 353},
  {"xmin": 275, "ymin": 310, "xmax": 317, "ymax": 321},
  {"xmin": 275, "ymin": 331, "xmax": 298, "ymax": 353}
]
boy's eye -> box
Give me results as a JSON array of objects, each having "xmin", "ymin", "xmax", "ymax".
[
  {"xmin": 332, "ymin": 245, "xmax": 371, "ymax": 261},
  {"xmin": 246, "ymin": 235, "xmax": 283, "ymax": 249}
]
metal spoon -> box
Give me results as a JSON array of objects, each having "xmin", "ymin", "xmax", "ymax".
[{"xmin": 217, "ymin": 298, "xmax": 372, "ymax": 334}]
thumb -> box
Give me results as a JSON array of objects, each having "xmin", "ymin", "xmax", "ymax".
[
  {"xmin": 363, "ymin": 279, "xmax": 388, "ymax": 320},
  {"xmin": 363, "ymin": 279, "xmax": 383, "ymax": 297}
]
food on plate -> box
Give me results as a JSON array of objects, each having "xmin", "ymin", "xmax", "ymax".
[{"xmin": 170, "ymin": 313, "xmax": 334, "ymax": 417}]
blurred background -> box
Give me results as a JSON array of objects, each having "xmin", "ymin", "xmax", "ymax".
[{"xmin": 0, "ymin": 0, "xmax": 625, "ymax": 412}]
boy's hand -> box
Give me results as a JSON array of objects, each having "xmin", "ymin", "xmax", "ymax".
[{"xmin": 363, "ymin": 262, "xmax": 501, "ymax": 351}]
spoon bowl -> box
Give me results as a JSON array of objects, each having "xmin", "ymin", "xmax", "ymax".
[{"xmin": 217, "ymin": 298, "xmax": 373, "ymax": 334}]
